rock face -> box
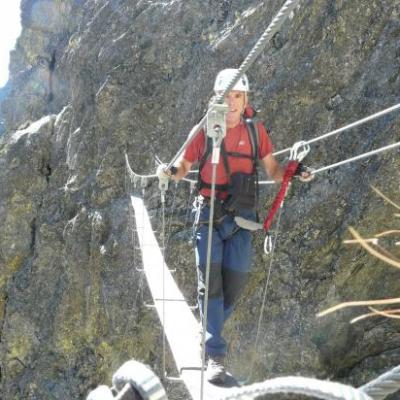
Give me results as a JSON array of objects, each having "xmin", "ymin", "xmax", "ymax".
[
  {"xmin": 0, "ymin": 84, "xmax": 11, "ymax": 137},
  {"xmin": 0, "ymin": 0, "xmax": 399, "ymax": 398}
]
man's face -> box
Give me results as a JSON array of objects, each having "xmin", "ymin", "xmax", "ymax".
[{"xmin": 223, "ymin": 90, "xmax": 247, "ymax": 128}]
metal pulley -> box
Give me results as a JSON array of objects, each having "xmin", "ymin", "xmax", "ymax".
[
  {"xmin": 206, "ymin": 103, "xmax": 229, "ymax": 164},
  {"xmin": 206, "ymin": 103, "xmax": 229, "ymax": 139}
]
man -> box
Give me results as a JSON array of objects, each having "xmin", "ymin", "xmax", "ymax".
[{"xmin": 158, "ymin": 69, "xmax": 312, "ymax": 383}]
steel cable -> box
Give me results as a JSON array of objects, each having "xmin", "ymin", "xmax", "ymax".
[
  {"xmin": 312, "ymin": 141, "xmax": 400, "ymax": 175},
  {"xmin": 161, "ymin": 197, "xmax": 167, "ymax": 379},
  {"xmin": 219, "ymin": 376, "xmax": 373, "ymax": 400},
  {"xmin": 200, "ymin": 160, "xmax": 219, "ymax": 400},
  {"xmin": 164, "ymin": 183, "xmax": 178, "ymax": 256},
  {"xmin": 215, "ymin": 0, "xmax": 301, "ymax": 102},
  {"xmin": 127, "ymin": 101, "xmax": 400, "ymax": 186},
  {"xmin": 274, "ymin": 103, "xmax": 400, "ymax": 157},
  {"xmin": 359, "ymin": 365, "xmax": 400, "ymax": 400}
]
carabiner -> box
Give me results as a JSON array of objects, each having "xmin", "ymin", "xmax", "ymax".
[
  {"xmin": 290, "ymin": 141, "xmax": 310, "ymax": 162},
  {"xmin": 263, "ymin": 233, "xmax": 273, "ymax": 255}
]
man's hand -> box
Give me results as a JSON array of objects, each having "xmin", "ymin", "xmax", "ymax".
[
  {"xmin": 156, "ymin": 163, "xmax": 171, "ymax": 179},
  {"xmin": 295, "ymin": 163, "xmax": 315, "ymax": 182}
]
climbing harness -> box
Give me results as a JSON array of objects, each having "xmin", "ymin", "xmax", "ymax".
[{"xmin": 196, "ymin": 115, "xmax": 259, "ymax": 204}]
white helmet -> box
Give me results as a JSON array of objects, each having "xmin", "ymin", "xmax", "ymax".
[{"xmin": 213, "ymin": 68, "xmax": 250, "ymax": 93}]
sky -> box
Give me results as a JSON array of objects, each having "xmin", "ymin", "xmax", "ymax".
[{"xmin": 0, "ymin": 2, "xmax": 22, "ymax": 88}]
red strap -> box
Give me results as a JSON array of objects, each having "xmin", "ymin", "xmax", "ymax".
[{"xmin": 263, "ymin": 160, "xmax": 299, "ymax": 232}]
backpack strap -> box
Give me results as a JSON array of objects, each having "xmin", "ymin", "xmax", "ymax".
[
  {"xmin": 196, "ymin": 134, "xmax": 231, "ymax": 193},
  {"xmin": 196, "ymin": 135, "xmax": 211, "ymax": 193},
  {"xmin": 220, "ymin": 140, "xmax": 231, "ymax": 181},
  {"xmin": 245, "ymin": 118, "xmax": 260, "ymax": 216},
  {"xmin": 244, "ymin": 118, "xmax": 259, "ymax": 172}
]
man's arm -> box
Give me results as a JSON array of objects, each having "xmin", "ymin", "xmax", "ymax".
[
  {"xmin": 261, "ymin": 153, "xmax": 285, "ymax": 182},
  {"xmin": 261, "ymin": 153, "xmax": 314, "ymax": 183}
]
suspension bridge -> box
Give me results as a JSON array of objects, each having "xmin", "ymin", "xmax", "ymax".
[{"xmin": 90, "ymin": 0, "xmax": 400, "ymax": 398}]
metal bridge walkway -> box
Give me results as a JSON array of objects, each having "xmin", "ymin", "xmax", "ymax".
[{"xmin": 131, "ymin": 196, "xmax": 240, "ymax": 400}]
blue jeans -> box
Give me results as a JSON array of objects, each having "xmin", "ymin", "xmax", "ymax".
[{"xmin": 195, "ymin": 205, "xmax": 254, "ymax": 357}]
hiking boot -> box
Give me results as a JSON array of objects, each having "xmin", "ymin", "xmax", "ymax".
[{"xmin": 206, "ymin": 355, "xmax": 226, "ymax": 384}]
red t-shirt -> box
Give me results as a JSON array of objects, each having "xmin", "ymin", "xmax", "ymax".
[{"xmin": 184, "ymin": 119, "xmax": 273, "ymax": 199}]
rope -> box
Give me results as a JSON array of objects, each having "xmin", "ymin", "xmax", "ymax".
[
  {"xmin": 248, "ymin": 204, "xmax": 284, "ymax": 381},
  {"xmin": 219, "ymin": 376, "xmax": 373, "ymax": 400},
  {"xmin": 359, "ymin": 365, "xmax": 400, "ymax": 400}
]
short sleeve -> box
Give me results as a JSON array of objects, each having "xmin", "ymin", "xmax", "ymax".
[
  {"xmin": 257, "ymin": 122, "xmax": 274, "ymax": 159},
  {"xmin": 183, "ymin": 129, "xmax": 206, "ymax": 163}
]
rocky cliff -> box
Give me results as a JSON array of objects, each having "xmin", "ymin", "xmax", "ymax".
[{"xmin": 0, "ymin": 0, "xmax": 399, "ymax": 399}]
